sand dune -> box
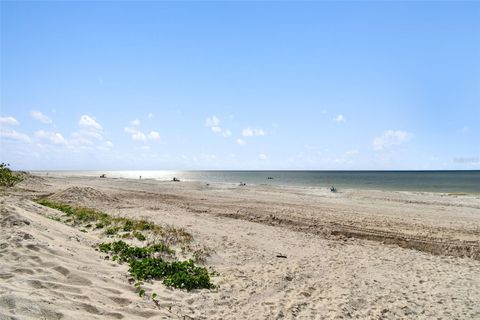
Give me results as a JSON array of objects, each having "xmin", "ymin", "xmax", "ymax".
[
  {"xmin": 0, "ymin": 195, "xmax": 170, "ymax": 319},
  {"xmin": 1, "ymin": 174, "xmax": 480, "ymax": 319}
]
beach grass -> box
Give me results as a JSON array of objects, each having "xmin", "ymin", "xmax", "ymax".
[
  {"xmin": 34, "ymin": 198, "xmax": 216, "ymax": 292},
  {"xmin": 34, "ymin": 198, "xmax": 192, "ymax": 246}
]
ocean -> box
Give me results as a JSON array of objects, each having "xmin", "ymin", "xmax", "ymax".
[{"xmin": 33, "ymin": 170, "xmax": 480, "ymax": 193}]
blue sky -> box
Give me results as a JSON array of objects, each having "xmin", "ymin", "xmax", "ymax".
[{"xmin": 1, "ymin": 1, "xmax": 479, "ymax": 170}]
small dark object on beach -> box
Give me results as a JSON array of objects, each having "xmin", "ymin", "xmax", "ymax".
[
  {"xmin": 172, "ymin": 177, "xmax": 180, "ymax": 182},
  {"xmin": 100, "ymin": 174, "xmax": 107, "ymax": 178},
  {"xmin": 276, "ymin": 254, "xmax": 287, "ymax": 259},
  {"xmin": 239, "ymin": 182, "xmax": 246, "ymax": 186},
  {"xmin": 330, "ymin": 186, "xmax": 337, "ymax": 193},
  {"xmin": 267, "ymin": 177, "xmax": 274, "ymax": 180}
]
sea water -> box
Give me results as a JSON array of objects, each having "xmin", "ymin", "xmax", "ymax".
[{"xmin": 33, "ymin": 170, "xmax": 480, "ymax": 193}]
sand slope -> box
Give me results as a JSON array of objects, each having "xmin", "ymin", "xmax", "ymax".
[{"xmin": 0, "ymin": 195, "xmax": 168, "ymax": 319}]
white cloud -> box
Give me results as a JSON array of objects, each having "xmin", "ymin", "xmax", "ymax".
[
  {"xmin": 148, "ymin": 113, "xmax": 154, "ymax": 119},
  {"xmin": 148, "ymin": 131, "xmax": 161, "ymax": 140},
  {"xmin": 237, "ymin": 138, "xmax": 246, "ymax": 145},
  {"xmin": 132, "ymin": 119, "xmax": 141, "ymax": 126},
  {"xmin": 0, "ymin": 128, "xmax": 31, "ymax": 143},
  {"xmin": 373, "ymin": 130, "xmax": 412, "ymax": 150},
  {"xmin": 132, "ymin": 131, "xmax": 147, "ymax": 142},
  {"xmin": 334, "ymin": 114, "xmax": 345, "ymax": 123},
  {"xmin": 105, "ymin": 141, "xmax": 114, "ymax": 148},
  {"xmin": 124, "ymin": 127, "xmax": 137, "ymax": 134},
  {"xmin": 30, "ymin": 110, "xmax": 52, "ymax": 124},
  {"xmin": 205, "ymin": 115, "xmax": 231, "ymax": 138},
  {"xmin": 242, "ymin": 128, "xmax": 253, "ymax": 137},
  {"xmin": 211, "ymin": 126, "xmax": 222, "ymax": 133},
  {"xmin": 205, "ymin": 116, "xmax": 220, "ymax": 127},
  {"xmin": 222, "ymin": 129, "xmax": 232, "ymax": 138},
  {"xmin": 35, "ymin": 130, "xmax": 68, "ymax": 145},
  {"xmin": 0, "ymin": 116, "xmax": 19, "ymax": 126},
  {"xmin": 71, "ymin": 115, "xmax": 108, "ymax": 147},
  {"xmin": 125, "ymin": 125, "xmax": 159, "ymax": 143},
  {"xmin": 79, "ymin": 115, "xmax": 102, "ymax": 130},
  {"xmin": 73, "ymin": 130, "xmax": 103, "ymax": 141},
  {"xmin": 242, "ymin": 128, "xmax": 266, "ymax": 137},
  {"xmin": 259, "ymin": 154, "xmax": 268, "ymax": 160}
]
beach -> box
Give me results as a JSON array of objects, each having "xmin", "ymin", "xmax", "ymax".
[{"xmin": 1, "ymin": 174, "xmax": 480, "ymax": 319}]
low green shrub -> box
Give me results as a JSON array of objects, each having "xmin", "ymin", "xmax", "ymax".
[
  {"xmin": 0, "ymin": 163, "xmax": 22, "ymax": 188},
  {"xmin": 105, "ymin": 226, "xmax": 120, "ymax": 235},
  {"xmin": 133, "ymin": 231, "xmax": 146, "ymax": 241},
  {"xmin": 99, "ymin": 241, "xmax": 214, "ymax": 291},
  {"xmin": 35, "ymin": 199, "xmax": 215, "ymax": 291},
  {"xmin": 130, "ymin": 258, "xmax": 214, "ymax": 290}
]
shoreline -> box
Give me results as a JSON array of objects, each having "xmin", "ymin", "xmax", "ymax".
[{"xmin": 27, "ymin": 171, "xmax": 480, "ymax": 195}]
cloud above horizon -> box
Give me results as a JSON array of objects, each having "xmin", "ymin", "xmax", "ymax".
[
  {"xmin": 124, "ymin": 119, "xmax": 161, "ymax": 143},
  {"xmin": 30, "ymin": 110, "xmax": 52, "ymax": 124},
  {"xmin": 35, "ymin": 130, "xmax": 68, "ymax": 145},
  {"xmin": 0, "ymin": 128, "xmax": 31, "ymax": 143},
  {"xmin": 373, "ymin": 130, "xmax": 413, "ymax": 151},
  {"xmin": 205, "ymin": 115, "xmax": 231, "ymax": 138},
  {"xmin": 334, "ymin": 114, "xmax": 346, "ymax": 123},
  {"xmin": 0, "ymin": 116, "xmax": 19, "ymax": 126},
  {"xmin": 242, "ymin": 128, "xmax": 266, "ymax": 137},
  {"xmin": 79, "ymin": 115, "xmax": 102, "ymax": 131}
]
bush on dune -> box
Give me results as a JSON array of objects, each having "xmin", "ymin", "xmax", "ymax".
[{"xmin": 0, "ymin": 163, "xmax": 23, "ymax": 188}]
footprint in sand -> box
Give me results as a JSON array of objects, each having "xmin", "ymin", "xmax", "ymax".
[
  {"xmin": 0, "ymin": 295, "xmax": 16, "ymax": 310},
  {"xmin": 109, "ymin": 296, "xmax": 131, "ymax": 306},
  {"xmin": 0, "ymin": 273, "xmax": 14, "ymax": 280},
  {"xmin": 25, "ymin": 244, "xmax": 40, "ymax": 252},
  {"xmin": 27, "ymin": 279, "xmax": 46, "ymax": 289},
  {"xmin": 79, "ymin": 302, "xmax": 102, "ymax": 315},
  {"xmin": 52, "ymin": 265, "xmax": 70, "ymax": 276},
  {"xmin": 105, "ymin": 312, "xmax": 125, "ymax": 319},
  {"xmin": 13, "ymin": 268, "xmax": 35, "ymax": 275},
  {"xmin": 66, "ymin": 273, "xmax": 93, "ymax": 286}
]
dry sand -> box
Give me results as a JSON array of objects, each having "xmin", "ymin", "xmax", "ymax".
[{"xmin": 1, "ymin": 174, "xmax": 479, "ymax": 319}]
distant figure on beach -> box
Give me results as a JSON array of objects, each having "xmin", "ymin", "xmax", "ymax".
[
  {"xmin": 172, "ymin": 177, "xmax": 180, "ymax": 182},
  {"xmin": 100, "ymin": 174, "xmax": 106, "ymax": 178},
  {"xmin": 239, "ymin": 182, "xmax": 246, "ymax": 186},
  {"xmin": 330, "ymin": 186, "xmax": 337, "ymax": 193},
  {"xmin": 139, "ymin": 176, "xmax": 142, "ymax": 180}
]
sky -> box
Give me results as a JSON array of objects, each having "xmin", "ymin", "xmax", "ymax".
[{"xmin": 1, "ymin": 1, "xmax": 479, "ymax": 170}]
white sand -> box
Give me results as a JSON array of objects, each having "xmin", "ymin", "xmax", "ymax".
[{"xmin": 1, "ymin": 174, "xmax": 479, "ymax": 319}]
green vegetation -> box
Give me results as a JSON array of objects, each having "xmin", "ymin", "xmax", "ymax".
[
  {"xmin": 98, "ymin": 240, "xmax": 174, "ymax": 262},
  {"xmin": 34, "ymin": 198, "xmax": 216, "ymax": 292},
  {"xmin": 105, "ymin": 226, "xmax": 121, "ymax": 235},
  {"xmin": 133, "ymin": 231, "xmax": 146, "ymax": 241},
  {"xmin": 0, "ymin": 163, "xmax": 23, "ymax": 187},
  {"xmin": 99, "ymin": 241, "xmax": 213, "ymax": 291},
  {"xmin": 34, "ymin": 199, "xmax": 191, "ymax": 246},
  {"xmin": 35, "ymin": 198, "xmax": 111, "ymax": 226}
]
